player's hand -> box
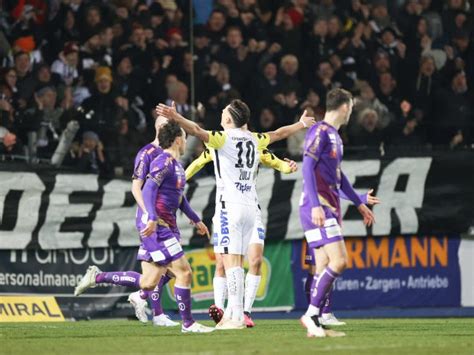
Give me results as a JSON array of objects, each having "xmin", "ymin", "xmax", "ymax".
[
  {"xmin": 194, "ymin": 221, "xmax": 210, "ymax": 239},
  {"xmin": 358, "ymin": 204, "xmax": 375, "ymax": 227},
  {"xmin": 140, "ymin": 220, "xmax": 157, "ymax": 237},
  {"xmin": 284, "ymin": 158, "xmax": 298, "ymax": 172},
  {"xmin": 311, "ymin": 206, "xmax": 325, "ymax": 227},
  {"xmin": 299, "ymin": 110, "xmax": 316, "ymax": 128},
  {"xmin": 365, "ymin": 189, "xmax": 380, "ymax": 206},
  {"xmin": 155, "ymin": 101, "xmax": 179, "ymax": 120}
]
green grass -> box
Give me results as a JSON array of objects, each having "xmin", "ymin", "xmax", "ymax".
[{"xmin": 1, "ymin": 318, "xmax": 473, "ymax": 355}]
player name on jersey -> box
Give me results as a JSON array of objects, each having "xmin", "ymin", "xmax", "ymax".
[{"xmin": 0, "ymin": 296, "xmax": 65, "ymax": 322}]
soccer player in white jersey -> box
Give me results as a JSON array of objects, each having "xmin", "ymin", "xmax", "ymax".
[{"xmin": 156, "ymin": 99, "xmax": 315, "ymax": 329}]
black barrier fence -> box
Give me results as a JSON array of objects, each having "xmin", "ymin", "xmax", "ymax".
[{"xmin": 1, "ymin": 150, "xmax": 473, "ymax": 250}]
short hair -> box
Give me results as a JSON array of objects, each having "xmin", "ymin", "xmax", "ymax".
[
  {"xmin": 326, "ymin": 88, "xmax": 353, "ymax": 112},
  {"xmin": 158, "ymin": 121, "xmax": 183, "ymax": 149},
  {"xmin": 227, "ymin": 99, "xmax": 250, "ymax": 128}
]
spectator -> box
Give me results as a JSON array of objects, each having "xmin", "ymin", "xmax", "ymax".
[
  {"xmin": 433, "ymin": 69, "xmax": 473, "ymax": 146},
  {"xmin": 0, "ymin": 126, "xmax": 22, "ymax": 156},
  {"xmin": 72, "ymin": 130, "xmax": 109, "ymax": 175},
  {"xmin": 348, "ymin": 108, "xmax": 386, "ymax": 147},
  {"xmin": 14, "ymin": 51, "xmax": 36, "ymax": 101},
  {"xmin": 51, "ymin": 42, "xmax": 79, "ymax": 86},
  {"xmin": 278, "ymin": 54, "xmax": 302, "ymax": 97}
]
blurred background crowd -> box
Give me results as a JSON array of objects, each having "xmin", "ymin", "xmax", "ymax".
[{"xmin": 0, "ymin": 0, "xmax": 473, "ymax": 177}]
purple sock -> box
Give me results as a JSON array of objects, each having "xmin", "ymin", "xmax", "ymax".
[
  {"xmin": 95, "ymin": 271, "xmax": 141, "ymax": 288},
  {"xmin": 310, "ymin": 267, "xmax": 339, "ymax": 313},
  {"xmin": 139, "ymin": 290, "xmax": 149, "ymax": 300},
  {"xmin": 149, "ymin": 274, "xmax": 172, "ymax": 316},
  {"xmin": 304, "ymin": 273, "xmax": 314, "ymax": 303},
  {"xmin": 322, "ymin": 285, "xmax": 334, "ymax": 314},
  {"xmin": 174, "ymin": 286, "xmax": 194, "ymax": 328}
]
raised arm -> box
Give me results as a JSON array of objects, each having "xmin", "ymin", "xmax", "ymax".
[
  {"xmin": 185, "ymin": 147, "xmax": 213, "ymax": 180},
  {"xmin": 155, "ymin": 102, "xmax": 210, "ymax": 142},
  {"xmin": 266, "ymin": 110, "xmax": 316, "ymax": 144}
]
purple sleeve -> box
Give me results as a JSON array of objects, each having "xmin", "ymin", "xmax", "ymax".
[
  {"xmin": 340, "ymin": 172, "xmax": 363, "ymax": 206},
  {"xmin": 132, "ymin": 152, "xmax": 150, "ymax": 180},
  {"xmin": 302, "ymin": 154, "xmax": 321, "ymax": 208},
  {"xmin": 339, "ymin": 190, "xmax": 367, "ymax": 204},
  {"xmin": 179, "ymin": 196, "xmax": 201, "ymax": 223},
  {"xmin": 142, "ymin": 179, "xmax": 159, "ymax": 221}
]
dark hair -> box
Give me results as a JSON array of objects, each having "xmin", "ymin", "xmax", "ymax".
[
  {"xmin": 227, "ymin": 99, "xmax": 250, "ymax": 128},
  {"xmin": 158, "ymin": 121, "xmax": 183, "ymax": 149},
  {"xmin": 325, "ymin": 88, "xmax": 353, "ymax": 112}
]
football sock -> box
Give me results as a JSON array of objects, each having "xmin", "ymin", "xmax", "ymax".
[
  {"xmin": 305, "ymin": 267, "xmax": 339, "ymax": 317},
  {"xmin": 226, "ymin": 266, "xmax": 244, "ymax": 322},
  {"xmin": 95, "ymin": 271, "xmax": 140, "ymax": 288},
  {"xmin": 213, "ymin": 276, "xmax": 227, "ymax": 310},
  {"xmin": 174, "ymin": 285, "xmax": 194, "ymax": 328},
  {"xmin": 149, "ymin": 274, "xmax": 172, "ymax": 316},
  {"xmin": 244, "ymin": 273, "xmax": 261, "ymax": 314}
]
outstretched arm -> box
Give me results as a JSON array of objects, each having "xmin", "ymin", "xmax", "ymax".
[
  {"xmin": 185, "ymin": 147, "xmax": 213, "ymax": 180},
  {"xmin": 179, "ymin": 196, "xmax": 210, "ymax": 237},
  {"xmin": 339, "ymin": 188, "xmax": 380, "ymax": 206},
  {"xmin": 340, "ymin": 172, "xmax": 377, "ymax": 226},
  {"xmin": 179, "ymin": 196, "xmax": 201, "ymax": 224},
  {"xmin": 340, "ymin": 172, "xmax": 363, "ymax": 207},
  {"xmin": 259, "ymin": 149, "xmax": 297, "ymax": 174},
  {"xmin": 266, "ymin": 110, "xmax": 315, "ymax": 144},
  {"xmin": 156, "ymin": 102, "xmax": 210, "ymax": 143}
]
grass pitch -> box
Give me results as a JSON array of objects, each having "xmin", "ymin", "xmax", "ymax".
[{"xmin": 1, "ymin": 318, "xmax": 473, "ymax": 355}]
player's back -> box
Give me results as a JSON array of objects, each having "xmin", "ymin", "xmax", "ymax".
[
  {"xmin": 210, "ymin": 128, "xmax": 260, "ymax": 206},
  {"xmin": 149, "ymin": 152, "xmax": 186, "ymax": 229},
  {"xmin": 132, "ymin": 143, "xmax": 163, "ymax": 181}
]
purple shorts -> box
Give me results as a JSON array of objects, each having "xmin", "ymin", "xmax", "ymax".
[
  {"xmin": 305, "ymin": 245, "xmax": 316, "ymax": 266},
  {"xmin": 136, "ymin": 226, "xmax": 184, "ymax": 266},
  {"xmin": 300, "ymin": 206, "xmax": 344, "ymax": 249}
]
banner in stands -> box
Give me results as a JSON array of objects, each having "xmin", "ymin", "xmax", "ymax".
[
  {"xmin": 0, "ymin": 243, "xmax": 293, "ymax": 317},
  {"xmin": 291, "ymin": 236, "xmax": 462, "ymax": 310},
  {"xmin": 1, "ymin": 152, "xmax": 474, "ymax": 250}
]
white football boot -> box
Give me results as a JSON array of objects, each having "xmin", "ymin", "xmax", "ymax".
[
  {"xmin": 128, "ymin": 291, "xmax": 149, "ymax": 323},
  {"xmin": 74, "ymin": 265, "xmax": 101, "ymax": 296}
]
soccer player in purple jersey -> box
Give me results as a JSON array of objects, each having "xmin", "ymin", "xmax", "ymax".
[
  {"xmin": 127, "ymin": 115, "xmax": 179, "ymax": 327},
  {"xmin": 303, "ymin": 190, "xmax": 379, "ymax": 327},
  {"xmin": 299, "ymin": 88, "xmax": 376, "ymax": 338},
  {"xmin": 137, "ymin": 121, "xmax": 213, "ymax": 333},
  {"xmin": 74, "ymin": 116, "xmax": 178, "ymax": 327}
]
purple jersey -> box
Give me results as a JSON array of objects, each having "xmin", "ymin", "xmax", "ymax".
[
  {"xmin": 301, "ymin": 121, "xmax": 343, "ymax": 224},
  {"xmin": 132, "ymin": 143, "xmax": 163, "ymax": 181},
  {"xmin": 140, "ymin": 152, "xmax": 187, "ymax": 231},
  {"xmin": 133, "ymin": 143, "xmax": 163, "ymax": 230}
]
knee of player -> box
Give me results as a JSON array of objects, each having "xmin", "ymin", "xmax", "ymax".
[
  {"xmin": 215, "ymin": 259, "xmax": 225, "ymax": 276},
  {"xmin": 140, "ymin": 279, "xmax": 156, "ymax": 291},
  {"xmin": 248, "ymin": 255, "xmax": 263, "ymax": 274},
  {"xmin": 330, "ymin": 256, "xmax": 348, "ymax": 273},
  {"xmin": 177, "ymin": 266, "xmax": 193, "ymax": 285}
]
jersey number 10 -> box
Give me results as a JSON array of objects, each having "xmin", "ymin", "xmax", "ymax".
[{"xmin": 235, "ymin": 141, "xmax": 255, "ymax": 169}]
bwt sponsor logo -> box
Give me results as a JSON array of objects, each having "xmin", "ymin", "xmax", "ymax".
[
  {"xmin": 9, "ymin": 248, "xmax": 116, "ymax": 265},
  {"xmin": 219, "ymin": 210, "xmax": 230, "ymax": 246}
]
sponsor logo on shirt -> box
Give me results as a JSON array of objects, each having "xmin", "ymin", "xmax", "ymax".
[{"xmin": 235, "ymin": 182, "xmax": 252, "ymax": 193}]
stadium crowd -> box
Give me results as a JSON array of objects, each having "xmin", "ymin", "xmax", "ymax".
[{"xmin": 0, "ymin": 0, "xmax": 473, "ymax": 176}]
